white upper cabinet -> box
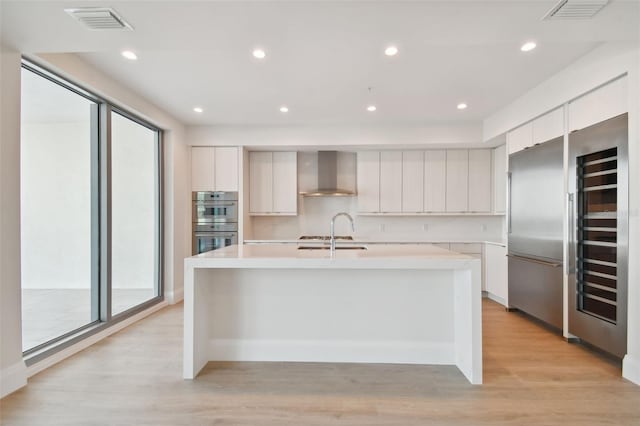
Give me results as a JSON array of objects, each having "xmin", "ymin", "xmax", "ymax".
[
  {"xmin": 445, "ymin": 150, "xmax": 469, "ymax": 213},
  {"xmin": 467, "ymin": 149, "xmax": 492, "ymax": 213},
  {"xmin": 493, "ymin": 144, "xmax": 507, "ymax": 214},
  {"xmin": 506, "ymin": 122, "xmax": 533, "ymax": 155},
  {"xmin": 402, "ymin": 151, "xmax": 424, "ymax": 213},
  {"xmin": 249, "ymin": 151, "xmax": 273, "ymax": 214},
  {"xmin": 214, "ymin": 147, "xmax": 239, "ymax": 192},
  {"xmin": 272, "ymin": 152, "xmax": 298, "ymax": 214},
  {"xmin": 191, "ymin": 147, "xmax": 215, "ymax": 192},
  {"xmin": 356, "ymin": 151, "xmax": 380, "ymax": 213},
  {"xmin": 249, "ymin": 151, "xmax": 297, "ymax": 215},
  {"xmin": 379, "ymin": 151, "xmax": 403, "ymax": 213},
  {"xmin": 191, "ymin": 146, "xmax": 239, "ymax": 192},
  {"xmin": 569, "ymin": 76, "xmax": 627, "ymax": 132},
  {"xmin": 423, "ymin": 150, "xmax": 446, "ymax": 212},
  {"xmin": 532, "ymin": 107, "xmax": 564, "ymax": 145}
]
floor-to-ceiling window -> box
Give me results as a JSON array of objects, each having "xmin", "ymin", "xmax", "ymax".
[{"xmin": 20, "ymin": 61, "xmax": 163, "ymax": 357}]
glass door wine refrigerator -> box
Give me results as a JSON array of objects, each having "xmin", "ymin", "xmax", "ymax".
[{"xmin": 568, "ymin": 113, "xmax": 628, "ymax": 358}]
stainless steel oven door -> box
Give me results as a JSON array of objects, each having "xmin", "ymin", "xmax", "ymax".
[
  {"xmin": 192, "ymin": 231, "xmax": 238, "ymax": 255},
  {"xmin": 192, "ymin": 200, "xmax": 238, "ymax": 223}
]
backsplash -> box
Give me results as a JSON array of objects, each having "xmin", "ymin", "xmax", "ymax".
[{"xmin": 248, "ymin": 196, "xmax": 505, "ymax": 242}]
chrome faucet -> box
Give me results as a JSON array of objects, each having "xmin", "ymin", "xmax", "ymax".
[{"xmin": 330, "ymin": 212, "xmax": 355, "ymax": 252}]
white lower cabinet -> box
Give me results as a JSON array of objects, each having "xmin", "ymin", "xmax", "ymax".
[{"xmin": 484, "ymin": 244, "xmax": 508, "ymax": 305}]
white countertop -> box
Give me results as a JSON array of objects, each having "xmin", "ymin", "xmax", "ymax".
[
  {"xmin": 186, "ymin": 243, "xmax": 480, "ymax": 270},
  {"xmin": 243, "ymin": 239, "xmax": 506, "ymax": 247}
]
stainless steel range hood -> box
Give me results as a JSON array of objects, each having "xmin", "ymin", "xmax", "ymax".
[{"xmin": 300, "ymin": 151, "xmax": 356, "ymax": 197}]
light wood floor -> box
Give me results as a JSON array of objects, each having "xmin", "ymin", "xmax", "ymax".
[{"xmin": 1, "ymin": 299, "xmax": 639, "ymax": 425}]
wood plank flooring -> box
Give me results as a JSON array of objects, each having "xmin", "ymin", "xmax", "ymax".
[{"xmin": 1, "ymin": 299, "xmax": 639, "ymax": 425}]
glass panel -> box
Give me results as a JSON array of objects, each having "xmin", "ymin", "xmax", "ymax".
[
  {"xmin": 20, "ymin": 68, "xmax": 97, "ymax": 351},
  {"xmin": 111, "ymin": 112, "xmax": 159, "ymax": 315},
  {"xmin": 580, "ymin": 243, "xmax": 617, "ymax": 264},
  {"xmin": 576, "ymin": 147, "xmax": 618, "ymax": 324},
  {"xmin": 583, "ymin": 188, "xmax": 617, "ymax": 213}
]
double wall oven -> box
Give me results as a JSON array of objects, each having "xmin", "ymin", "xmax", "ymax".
[{"xmin": 192, "ymin": 191, "xmax": 238, "ymax": 254}]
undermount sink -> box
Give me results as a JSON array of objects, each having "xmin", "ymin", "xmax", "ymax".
[{"xmin": 297, "ymin": 245, "xmax": 368, "ymax": 250}]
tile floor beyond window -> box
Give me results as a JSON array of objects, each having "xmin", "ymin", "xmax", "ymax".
[{"xmin": 21, "ymin": 289, "xmax": 155, "ymax": 351}]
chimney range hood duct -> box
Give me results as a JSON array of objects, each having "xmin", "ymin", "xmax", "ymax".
[{"xmin": 300, "ymin": 151, "xmax": 356, "ymax": 197}]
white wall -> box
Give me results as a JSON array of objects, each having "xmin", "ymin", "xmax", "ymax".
[
  {"xmin": 483, "ymin": 42, "xmax": 640, "ymax": 385},
  {"xmin": 188, "ymin": 122, "xmax": 486, "ymax": 149},
  {"xmin": 0, "ymin": 43, "xmax": 27, "ymax": 398}
]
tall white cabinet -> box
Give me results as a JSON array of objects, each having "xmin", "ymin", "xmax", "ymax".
[
  {"xmin": 191, "ymin": 146, "xmax": 239, "ymax": 192},
  {"xmin": 379, "ymin": 151, "xmax": 403, "ymax": 213},
  {"xmin": 249, "ymin": 151, "xmax": 297, "ymax": 215}
]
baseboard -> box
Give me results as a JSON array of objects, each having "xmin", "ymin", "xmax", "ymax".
[
  {"xmin": 26, "ymin": 301, "xmax": 168, "ymax": 378},
  {"xmin": 208, "ymin": 339, "xmax": 455, "ymax": 365},
  {"xmin": 166, "ymin": 288, "xmax": 184, "ymax": 304},
  {"xmin": 623, "ymin": 354, "xmax": 640, "ymax": 385},
  {"xmin": 0, "ymin": 361, "xmax": 27, "ymax": 398},
  {"xmin": 485, "ymin": 292, "xmax": 506, "ymax": 307}
]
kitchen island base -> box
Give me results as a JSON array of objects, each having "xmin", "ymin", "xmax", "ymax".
[{"xmin": 184, "ymin": 245, "xmax": 482, "ymax": 384}]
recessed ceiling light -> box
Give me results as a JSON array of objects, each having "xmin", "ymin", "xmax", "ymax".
[
  {"xmin": 385, "ymin": 46, "xmax": 399, "ymax": 56},
  {"xmin": 193, "ymin": 107, "xmax": 203, "ymax": 113},
  {"xmin": 367, "ymin": 105, "xmax": 377, "ymax": 112},
  {"xmin": 279, "ymin": 106, "xmax": 289, "ymax": 113},
  {"xmin": 121, "ymin": 50, "xmax": 137, "ymax": 60},
  {"xmin": 253, "ymin": 49, "xmax": 266, "ymax": 59},
  {"xmin": 457, "ymin": 103, "xmax": 468, "ymax": 110},
  {"xmin": 520, "ymin": 41, "xmax": 537, "ymax": 52}
]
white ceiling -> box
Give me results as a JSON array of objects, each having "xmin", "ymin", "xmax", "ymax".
[{"xmin": 2, "ymin": 0, "xmax": 639, "ymax": 126}]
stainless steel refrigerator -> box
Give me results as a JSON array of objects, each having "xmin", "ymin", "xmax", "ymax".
[
  {"xmin": 508, "ymin": 136, "xmax": 564, "ymax": 329},
  {"xmin": 568, "ymin": 114, "xmax": 628, "ymax": 358}
]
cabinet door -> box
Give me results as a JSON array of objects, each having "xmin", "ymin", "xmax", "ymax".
[
  {"xmin": 249, "ymin": 151, "xmax": 272, "ymax": 214},
  {"xmin": 357, "ymin": 151, "xmax": 380, "ymax": 213},
  {"xmin": 507, "ymin": 122, "xmax": 533, "ymax": 155},
  {"xmin": 569, "ymin": 77, "xmax": 627, "ymax": 132},
  {"xmin": 272, "ymin": 151, "xmax": 297, "ymax": 214},
  {"xmin": 402, "ymin": 151, "xmax": 424, "ymax": 213},
  {"xmin": 532, "ymin": 107, "xmax": 564, "ymax": 145},
  {"xmin": 445, "ymin": 150, "xmax": 468, "ymax": 213},
  {"xmin": 423, "ymin": 150, "xmax": 446, "ymax": 212},
  {"xmin": 191, "ymin": 147, "xmax": 215, "ymax": 191},
  {"xmin": 493, "ymin": 144, "xmax": 507, "ymax": 214},
  {"xmin": 485, "ymin": 244, "xmax": 508, "ymax": 305},
  {"xmin": 468, "ymin": 150, "xmax": 492, "ymax": 213},
  {"xmin": 214, "ymin": 147, "xmax": 238, "ymax": 192},
  {"xmin": 379, "ymin": 151, "xmax": 402, "ymax": 213}
]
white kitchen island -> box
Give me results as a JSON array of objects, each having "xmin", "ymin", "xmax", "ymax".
[{"xmin": 183, "ymin": 244, "xmax": 482, "ymax": 384}]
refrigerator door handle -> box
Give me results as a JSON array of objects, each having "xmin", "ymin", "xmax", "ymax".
[
  {"xmin": 567, "ymin": 192, "xmax": 574, "ymax": 275},
  {"xmin": 507, "ymin": 254, "xmax": 562, "ymax": 268},
  {"xmin": 507, "ymin": 172, "xmax": 512, "ymax": 234}
]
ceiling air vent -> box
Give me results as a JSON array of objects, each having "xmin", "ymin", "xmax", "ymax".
[
  {"xmin": 543, "ymin": 0, "xmax": 609, "ymax": 20},
  {"xmin": 65, "ymin": 7, "xmax": 133, "ymax": 30}
]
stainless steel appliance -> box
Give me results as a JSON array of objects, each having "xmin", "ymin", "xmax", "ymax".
[
  {"xmin": 508, "ymin": 136, "xmax": 564, "ymax": 329},
  {"xmin": 568, "ymin": 114, "xmax": 628, "ymax": 358},
  {"xmin": 192, "ymin": 191, "xmax": 238, "ymax": 223},
  {"xmin": 192, "ymin": 192, "xmax": 238, "ymax": 254}
]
